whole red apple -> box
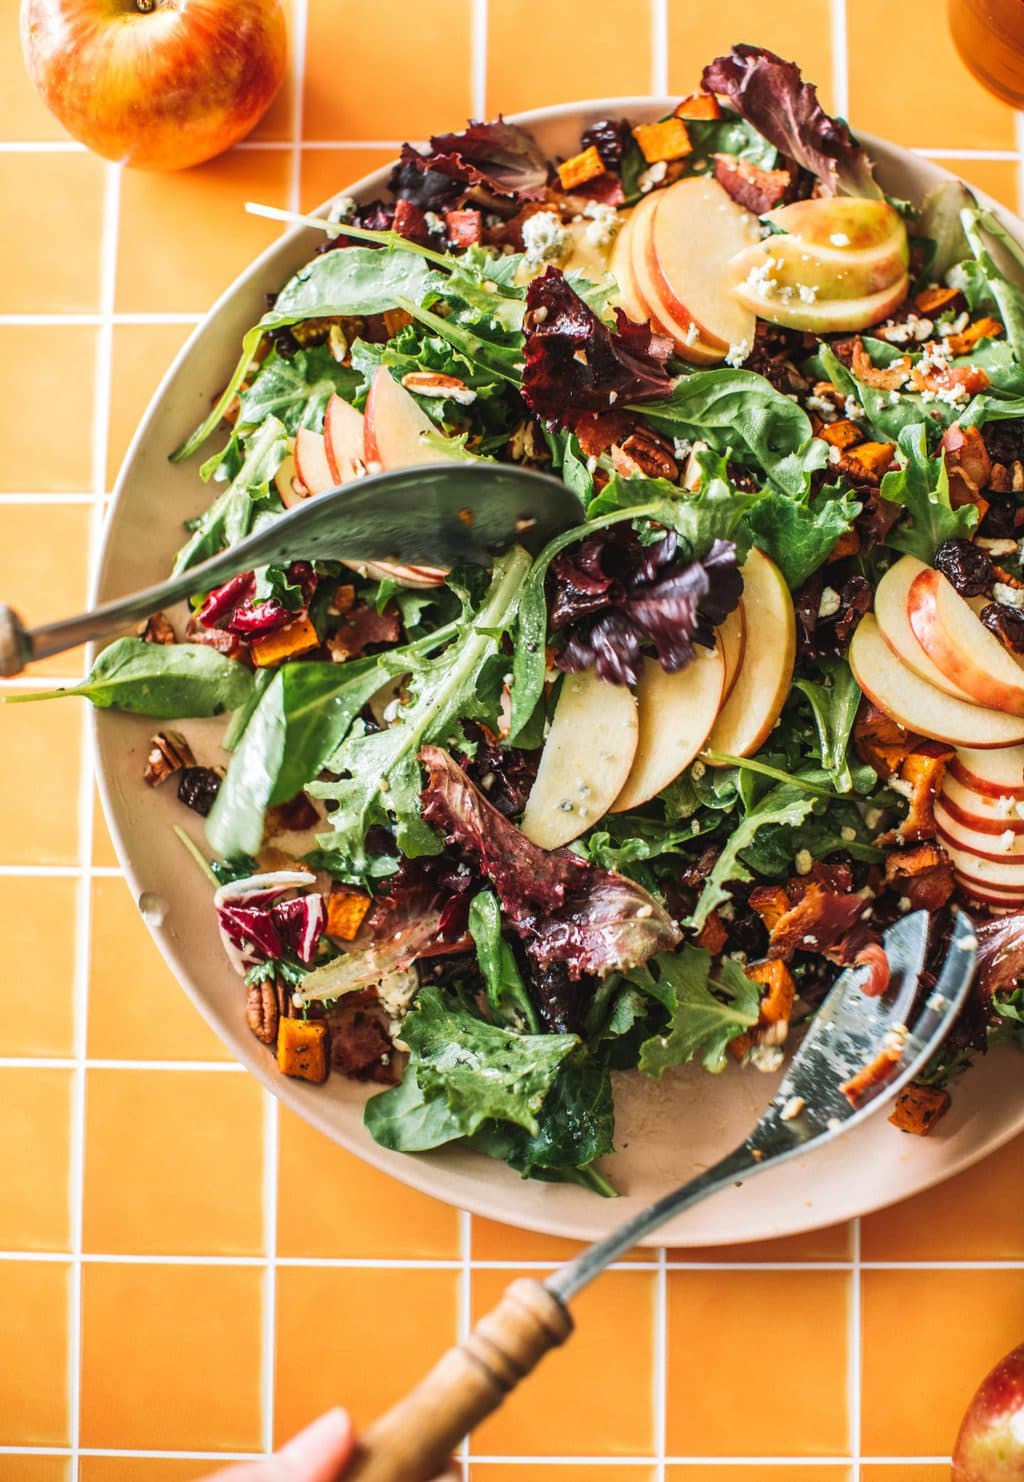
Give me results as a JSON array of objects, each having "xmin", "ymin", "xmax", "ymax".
[
  {"xmin": 953, "ymin": 1342, "xmax": 1024, "ymax": 1480},
  {"xmin": 20, "ymin": 0, "xmax": 287, "ymax": 171}
]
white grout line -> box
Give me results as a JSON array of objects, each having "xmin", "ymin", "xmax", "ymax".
[
  {"xmin": 458, "ymin": 1208, "xmax": 473, "ymax": 1481},
  {"xmin": 830, "ymin": 0, "xmax": 849, "ymax": 118},
  {"xmin": 0, "ymin": 1447, "xmax": 958, "ymax": 1464},
  {"xmin": 471, "ymin": 0, "xmax": 488, "ymax": 120},
  {"xmin": 653, "ymin": 1245, "xmax": 667, "ymax": 1482},
  {"xmin": 849, "ymin": 1218, "xmax": 862, "ymax": 1482},
  {"xmin": 650, "ymin": 0, "xmax": 668, "ymax": 97},
  {"xmin": 261, "ymin": 1089, "xmax": 280, "ymax": 1455}
]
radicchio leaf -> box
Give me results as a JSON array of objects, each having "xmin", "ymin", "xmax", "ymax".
[
  {"xmin": 521, "ymin": 268, "xmax": 674, "ymax": 430},
  {"xmin": 702, "ymin": 45, "xmax": 882, "ymax": 199},
  {"xmin": 974, "ymin": 913, "xmax": 1024, "ymax": 1004},
  {"xmin": 398, "ymin": 118, "xmax": 550, "ymax": 203},
  {"xmin": 550, "ymin": 531, "xmax": 743, "ymax": 688},
  {"xmin": 418, "ymin": 745, "xmax": 680, "ymax": 979},
  {"xmin": 213, "ymin": 870, "xmax": 320, "ymax": 975}
]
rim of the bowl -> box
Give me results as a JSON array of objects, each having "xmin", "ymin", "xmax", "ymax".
[{"xmin": 93, "ymin": 98, "xmax": 1024, "ymax": 1244}]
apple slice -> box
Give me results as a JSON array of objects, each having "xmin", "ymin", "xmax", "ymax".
[
  {"xmin": 731, "ymin": 254, "xmax": 909, "ymax": 333},
  {"xmin": 324, "ymin": 393, "xmax": 366, "ymax": 483},
  {"xmin": 364, "ymin": 367, "xmax": 461, "ymax": 471},
  {"xmin": 520, "ymin": 669, "xmax": 639, "ymax": 849},
  {"xmin": 610, "ymin": 647, "xmax": 726, "ymax": 813},
  {"xmin": 650, "ymin": 176, "xmax": 760, "ymax": 354},
  {"xmin": 940, "ymin": 774, "xmax": 1024, "ymax": 832},
  {"xmin": 954, "ymin": 876, "xmax": 1022, "ymax": 911},
  {"xmin": 273, "ymin": 453, "xmax": 305, "ymax": 510},
  {"xmin": 874, "ymin": 554, "xmax": 978, "ymax": 705},
  {"xmin": 907, "ymin": 568, "xmax": 1024, "ymax": 718},
  {"xmin": 608, "ymin": 214, "xmax": 649, "ymax": 325},
  {"xmin": 935, "ymin": 798, "xmax": 1024, "ymax": 862},
  {"xmin": 705, "ymin": 548, "xmax": 795, "ymax": 760},
  {"xmin": 942, "ymin": 843, "xmax": 1024, "ymax": 892},
  {"xmin": 630, "ymin": 192, "xmax": 724, "ymax": 363},
  {"xmin": 293, "ymin": 427, "xmax": 335, "ymax": 496},
  {"xmin": 730, "ymin": 234, "xmax": 909, "ymax": 306},
  {"xmin": 950, "ymin": 746, "xmax": 1024, "ymax": 798},
  {"xmin": 718, "ymin": 603, "xmax": 745, "ymax": 702},
  {"xmin": 765, "ymin": 197, "xmax": 909, "ymax": 260},
  {"xmin": 849, "ymin": 616, "xmax": 1024, "ymax": 748}
]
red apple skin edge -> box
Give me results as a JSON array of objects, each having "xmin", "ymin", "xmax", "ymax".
[
  {"xmin": 20, "ymin": 0, "xmax": 287, "ymax": 171},
  {"xmin": 953, "ymin": 1342, "xmax": 1024, "ymax": 1481}
]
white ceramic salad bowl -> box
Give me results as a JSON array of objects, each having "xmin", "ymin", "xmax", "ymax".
[{"xmin": 93, "ymin": 98, "xmax": 1024, "ymax": 1245}]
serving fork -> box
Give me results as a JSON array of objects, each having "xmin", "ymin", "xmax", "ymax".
[{"xmin": 344, "ymin": 908, "xmax": 977, "ymax": 1481}]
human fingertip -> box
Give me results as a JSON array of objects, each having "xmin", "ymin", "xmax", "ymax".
[{"xmin": 277, "ymin": 1406, "xmax": 355, "ymax": 1474}]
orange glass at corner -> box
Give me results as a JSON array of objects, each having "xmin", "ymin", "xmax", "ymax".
[{"xmin": 949, "ymin": 0, "xmax": 1024, "ymax": 106}]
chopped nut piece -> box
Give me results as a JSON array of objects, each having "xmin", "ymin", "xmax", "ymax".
[
  {"xmin": 246, "ymin": 978, "xmax": 279, "ymax": 1046},
  {"xmin": 331, "ymin": 584, "xmax": 357, "ymax": 615},
  {"xmin": 557, "ymin": 146, "xmax": 606, "ymax": 192},
  {"xmin": 780, "ymin": 1095, "xmax": 805, "ymax": 1121},
  {"xmin": 325, "ymin": 884, "xmax": 373, "ymax": 941},
  {"xmin": 401, "ymin": 370, "xmax": 477, "ymax": 406},
  {"xmin": 616, "ymin": 426, "xmax": 679, "ymax": 480},
  {"xmin": 277, "ymin": 1016, "xmax": 330, "ymax": 1083},
  {"xmin": 139, "ymin": 612, "xmax": 176, "ymax": 645},
  {"xmin": 143, "ymin": 730, "xmax": 195, "ymax": 787},
  {"xmin": 633, "ymin": 118, "xmax": 692, "ymax": 164}
]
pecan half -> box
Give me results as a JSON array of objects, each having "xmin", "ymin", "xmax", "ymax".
[
  {"xmin": 139, "ymin": 612, "xmax": 176, "ymax": 645},
  {"xmin": 143, "ymin": 730, "xmax": 195, "ymax": 787},
  {"xmin": 246, "ymin": 978, "xmax": 279, "ymax": 1045},
  {"xmin": 614, "ymin": 427, "xmax": 679, "ymax": 481},
  {"xmin": 401, "ymin": 371, "xmax": 477, "ymax": 405}
]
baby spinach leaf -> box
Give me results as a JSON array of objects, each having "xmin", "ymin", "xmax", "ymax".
[
  {"xmin": 961, "ymin": 208, "xmax": 1024, "ymax": 364},
  {"xmin": 235, "ymin": 347, "xmax": 360, "ymax": 434},
  {"xmin": 467, "ymin": 889, "xmax": 540, "ymax": 1032},
  {"xmin": 633, "ymin": 946, "xmax": 759, "ymax": 1076},
  {"xmin": 469, "ymin": 1050, "xmax": 615, "ymax": 1185},
  {"xmin": 683, "ymin": 109, "xmax": 778, "ymax": 169},
  {"xmin": 209, "ymin": 620, "xmax": 461, "ymax": 860},
  {"xmin": 632, "ymin": 370, "xmax": 828, "ymax": 496},
  {"xmin": 173, "ymin": 415, "xmax": 290, "ymax": 574},
  {"xmin": 686, "ymin": 783, "xmax": 816, "ymax": 931},
  {"xmin": 174, "ymin": 248, "xmax": 447, "ymax": 461},
  {"xmin": 816, "ymin": 343, "xmax": 952, "ymax": 444},
  {"xmin": 9, "ymin": 639, "xmax": 253, "ymax": 718},
  {"xmin": 746, "ymin": 481, "xmax": 861, "ymax": 590},
  {"xmin": 879, "ymin": 422, "xmax": 978, "ymax": 562}
]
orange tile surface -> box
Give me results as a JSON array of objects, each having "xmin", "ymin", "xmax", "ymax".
[
  {"xmin": 83, "ymin": 1068, "xmax": 265, "ymax": 1255},
  {"xmin": 0, "ymin": 1261, "xmax": 71, "ymax": 1445},
  {"xmin": 0, "ymin": 874, "xmax": 77, "ymax": 1056},
  {"xmin": 472, "ymin": 1269, "xmax": 656, "ymax": 1456},
  {"xmin": 80, "ymin": 1263, "xmax": 264, "ymax": 1451},
  {"xmin": 2, "ymin": 5, "xmax": 1024, "ymax": 1475},
  {"xmin": 0, "ymin": 1067, "xmax": 73, "ymax": 1251},
  {"xmin": 274, "ymin": 1266, "xmax": 459, "ymax": 1441},
  {"xmin": 861, "ymin": 1269, "xmax": 1024, "ymax": 1456}
]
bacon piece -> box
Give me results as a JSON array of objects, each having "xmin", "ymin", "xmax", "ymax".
[
  {"xmin": 941, "ymin": 423, "xmax": 993, "ymax": 510},
  {"xmin": 712, "ymin": 153, "xmax": 792, "ymax": 214},
  {"xmin": 327, "ymin": 601, "xmax": 401, "ymax": 662},
  {"xmin": 851, "ymin": 337, "xmax": 911, "ymax": 389},
  {"xmin": 885, "ymin": 843, "xmax": 955, "ymax": 912},
  {"xmin": 853, "ymin": 699, "xmax": 917, "ymax": 781},
  {"xmin": 327, "ymin": 989, "xmax": 399, "ymax": 1084},
  {"xmin": 766, "ymin": 882, "xmax": 866, "ymax": 961}
]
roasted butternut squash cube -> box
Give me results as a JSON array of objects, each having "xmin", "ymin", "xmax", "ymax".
[
  {"xmin": 889, "ymin": 1083, "xmax": 951, "ymax": 1135},
  {"xmin": 326, "ymin": 885, "xmax": 373, "ymax": 942},
  {"xmin": 277, "ymin": 1017, "xmax": 329, "ymax": 1083},
  {"xmin": 674, "ymin": 91, "xmax": 722, "ymax": 120},
  {"xmin": 557, "ymin": 146, "xmax": 605, "ymax": 191},
  {"xmin": 747, "ymin": 958, "xmax": 796, "ymax": 1025},
  {"xmin": 251, "ymin": 614, "xmax": 320, "ymax": 668},
  {"xmin": 632, "ymin": 118, "xmax": 692, "ymax": 164}
]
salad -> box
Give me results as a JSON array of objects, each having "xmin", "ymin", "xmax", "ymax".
[{"xmin": 22, "ymin": 44, "xmax": 1024, "ymax": 1193}]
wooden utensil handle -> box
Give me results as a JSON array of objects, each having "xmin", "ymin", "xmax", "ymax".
[{"xmin": 343, "ymin": 1278, "xmax": 573, "ymax": 1482}]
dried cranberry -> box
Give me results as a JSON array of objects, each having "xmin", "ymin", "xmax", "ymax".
[
  {"xmin": 982, "ymin": 418, "xmax": 1024, "ymax": 467},
  {"xmin": 580, "ymin": 118, "xmax": 631, "ymax": 171},
  {"xmin": 177, "ymin": 767, "xmax": 222, "ymax": 817},
  {"xmin": 934, "ymin": 539, "xmax": 993, "ymax": 598},
  {"xmin": 981, "ymin": 601, "xmax": 1024, "ymax": 654}
]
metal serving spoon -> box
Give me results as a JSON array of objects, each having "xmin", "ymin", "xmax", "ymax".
[
  {"xmin": 343, "ymin": 909, "xmax": 977, "ymax": 1481},
  {"xmin": 0, "ymin": 463, "xmax": 584, "ymax": 677}
]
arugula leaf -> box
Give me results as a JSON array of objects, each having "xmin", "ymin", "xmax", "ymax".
[
  {"xmin": 746, "ymin": 481, "xmax": 861, "ymax": 590},
  {"xmin": 235, "ymin": 347, "xmax": 360, "ymax": 435},
  {"xmin": 381, "ymin": 986, "xmax": 578, "ymax": 1137},
  {"xmin": 632, "ymin": 370, "xmax": 828, "ymax": 496},
  {"xmin": 686, "ymin": 784, "xmax": 816, "ymax": 931},
  {"xmin": 879, "ymin": 422, "xmax": 979, "ymax": 562},
  {"xmin": 8, "ymin": 638, "xmax": 253, "ymax": 718},
  {"xmin": 173, "ymin": 247, "xmax": 448, "ymax": 461},
  {"xmin": 634, "ymin": 947, "xmax": 759, "ymax": 1076},
  {"xmin": 310, "ymin": 548, "xmax": 530, "ymax": 877},
  {"xmin": 467, "ymin": 889, "xmax": 540, "ymax": 1032},
  {"xmin": 793, "ymin": 657, "xmax": 861, "ymax": 794},
  {"xmin": 173, "ymin": 415, "xmax": 290, "ymax": 574}
]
